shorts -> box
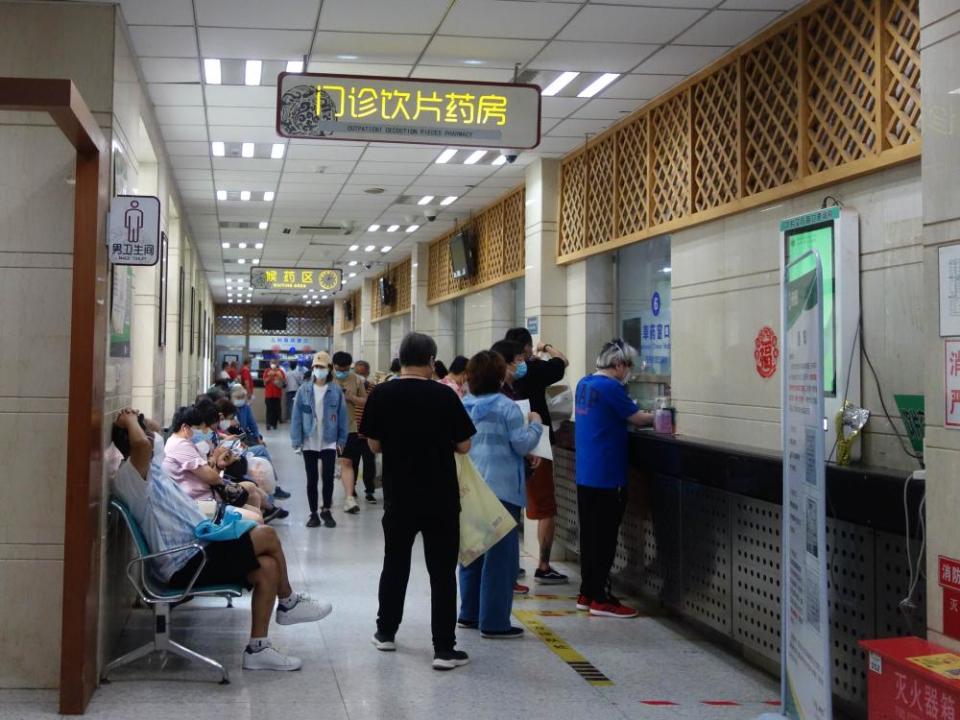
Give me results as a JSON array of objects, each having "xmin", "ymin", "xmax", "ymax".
[
  {"xmin": 168, "ymin": 531, "xmax": 259, "ymax": 590},
  {"xmin": 525, "ymin": 458, "xmax": 557, "ymax": 520},
  {"xmin": 339, "ymin": 432, "xmax": 364, "ymax": 462}
]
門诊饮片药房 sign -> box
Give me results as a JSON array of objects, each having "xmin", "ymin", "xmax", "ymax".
[
  {"xmin": 251, "ymin": 267, "xmax": 342, "ymax": 292},
  {"xmin": 276, "ymin": 72, "xmax": 541, "ymax": 149},
  {"xmin": 109, "ymin": 195, "xmax": 161, "ymax": 266}
]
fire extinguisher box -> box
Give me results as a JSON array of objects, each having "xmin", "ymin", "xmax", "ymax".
[{"xmin": 860, "ymin": 637, "xmax": 960, "ymax": 719}]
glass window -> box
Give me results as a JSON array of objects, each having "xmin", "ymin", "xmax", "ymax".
[
  {"xmin": 617, "ymin": 235, "xmax": 671, "ymax": 380},
  {"xmin": 512, "ymin": 277, "xmax": 525, "ymax": 329}
]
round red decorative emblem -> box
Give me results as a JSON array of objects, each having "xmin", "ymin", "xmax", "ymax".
[{"xmin": 754, "ymin": 326, "xmax": 779, "ymax": 379}]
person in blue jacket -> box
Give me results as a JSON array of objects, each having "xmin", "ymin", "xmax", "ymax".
[
  {"xmin": 459, "ymin": 350, "xmax": 543, "ymax": 639},
  {"xmin": 291, "ymin": 351, "xmax": 349, "ymax": 528}
]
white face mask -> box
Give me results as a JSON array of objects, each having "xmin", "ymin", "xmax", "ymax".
[
  {"xmin": 219, "ymin": 419, "xmax": 232, "ymax": 430},
  {"xmin": 313, "ymin": 366, "xmax": 327, "ymax": 380},
  {"xmin": 233, "ymin": 398, "xmax": 246, "ymax": 407},
  {"xmin": 270, "ymin": 362, "xmax": 278, "ymax": 369}
]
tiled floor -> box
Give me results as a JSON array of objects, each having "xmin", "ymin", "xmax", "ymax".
[{"xmin": 2, "ymin": 427, "xmax": 779, "ymax": 719}]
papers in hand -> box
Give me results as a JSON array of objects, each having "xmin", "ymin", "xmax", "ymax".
[{"xmin": 515, "ymin": 399, "xmax": 553, "ymax": 461}]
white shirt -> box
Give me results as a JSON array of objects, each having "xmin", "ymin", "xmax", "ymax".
[{"xmin": 302, "ymin": 383, "xmax": 336, "ymax": 452}]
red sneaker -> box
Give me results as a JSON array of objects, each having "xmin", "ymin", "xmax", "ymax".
[
  {"xmin": 588, "ymin": 598, "xmax": 639, "ymax": 618},
  {"xmin": 513, "ymin": 583, "xmax": 529, "ymax": 595},
  {"xmin": 576, "ymin": 594, "xmax": 592, "ymax": 611}
]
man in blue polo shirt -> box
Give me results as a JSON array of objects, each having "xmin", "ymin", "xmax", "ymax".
[{"xmin": 574, "ymin": 339, "xmax": 652, "ymax": 618}]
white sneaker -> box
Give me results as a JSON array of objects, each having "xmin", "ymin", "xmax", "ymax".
[
  {"xmin": 276, "ymin": 592, "xmax": 333, "ymax": 626},
  {"xmin": 243, "ymin": 644, "xmax": 302, "ymax": 671},
  {"xmin": 344, "ymin": 495, "xmax": 360, "ymax": 514}
]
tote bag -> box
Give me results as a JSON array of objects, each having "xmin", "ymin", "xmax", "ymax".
[{"xmin": 457, "ymin": 454, "xmax": 517, "ymax": 567}]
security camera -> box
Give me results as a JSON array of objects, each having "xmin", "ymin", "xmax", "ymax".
[
  {"xmin": 363, "ymin": 262, "xmax": 373, "ymax": 270},
  {"xmin": 500, "ymin": 150, "xmax": 519, "ymax": 164},
  {"xmin": 424, "ymin": 209, "xmax": 438, "ymax": 222},
  {"xmin": 341, "ymin": 220, "xmax": 356, "ymax": 235}
]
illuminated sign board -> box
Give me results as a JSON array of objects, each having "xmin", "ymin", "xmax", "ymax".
[
  {"xmin": 276, "ymin": 72, "xmax": 541, "ymax": 149},
  {"xmin": 250, "ymin": 267, "xmax": 342, "ymax": 292}
]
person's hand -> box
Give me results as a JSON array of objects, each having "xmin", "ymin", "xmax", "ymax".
[
  {"xmin": 293, "ymin": 446, "xmax": 303, "ymax": 455},
  {"xmin": 536, "ymin": 342, "xmax": 547, "ymax": 353},
  {"xmin": 116, "ymin": 407, "xmax": 140, "ymax": 427},
  {"xmin": 528, "ymin": 455, "xmax": 542, "ymax": 469},
  {"xmin": 528, "ymin": 411, "xmax": 542, "ymax": 425},
  {"xmin": 355, "ymin": 396, "xmax": 367, "ymax": 408},
  {"xmin": 336, "ymin": 445, "xmax": 343, "ymax": 455},
  {"xmin": 259, "ymin": 437, "xmax": 266, "ymax": 446}
]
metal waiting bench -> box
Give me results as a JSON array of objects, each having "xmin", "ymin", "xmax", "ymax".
[{"xmin": 102, "ymin": 498, "xmax": 244, "ymax": 684}]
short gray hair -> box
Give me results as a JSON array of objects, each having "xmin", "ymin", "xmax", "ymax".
[{"xmin": 596, "ymin": 338, "xmax": 637, "ymax": 370}]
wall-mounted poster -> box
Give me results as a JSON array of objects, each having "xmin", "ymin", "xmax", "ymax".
[
  {"xmin": 177, "ymin": 266, "xmax": 185, "ymax": 352},
  {"xmin": 158, "ymin": 231, "xmax": 168, "ymax": 347},
  {"xmin": 109, "ymin": 265, "xmax": 132, "ymax": 358},
  {"xmin": 190, "ymin": 286, "xmax": 195, "ymax": 355}
]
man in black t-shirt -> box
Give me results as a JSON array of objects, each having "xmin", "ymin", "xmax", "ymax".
[
  {"xmin": 505, "ymin": 327, "xmax": 569, "ymax": 585},
  {"xmin": 359, "ymin": 332, "xmax": 476, "ymax": 671}
]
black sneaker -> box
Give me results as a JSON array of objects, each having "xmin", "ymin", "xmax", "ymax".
[
  {"xmin": 457, "ymin": 618, "xmax": 478, "ymax": 629},
  {"xmin": 262, "ymin": 506, "xmax": 282, "ymax": 523},
  {"xmin": 432, "ymin": 649, "xmax": 469, "ymax": 671},
  {"xmin": 481, "ymin": 627, "xmax": 524, "ymax": 639},
  {"xmin": 273, "ymin": 487, "xmax": 291, "ymax": 499},
  {"xmin": 517, "ymin": 568, "xmax": 526, "ymax": 578},
  {"xmin": 371, "ymin": 632, "xmax": 396, "ymax": 651},
  {"xmin": 365, "ymin": 493, "xmax": 377, "ymax": 504},
  {"xmin": 534, "ymin": 567, "xmax": 569, "ymax": 585},
  {"xmin": 306, "ymin": 513, "xmax": 321, "ymax": 528},
  {"xmin": 320, "ymin": 510, "xmax": 337, "ymax": 528}
]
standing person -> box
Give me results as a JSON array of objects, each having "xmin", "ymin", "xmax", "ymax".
[
  {"xmin": 353, "ymin": 360, "xmax": 379, "ymax": 502},
  {"xmin": 240, "ymin": 358, "xmax": 255, "ymax": 400},
  {"xmin": 385, "ymin": 358, "xmax": 401, "ymax": 381},
  {"xmin": 354, "ymin": 360, "xmax": 373, "ymax": 386},
  {"xmin": 433, "ymin": 360, "xmax": 448, "ymax": 380},
  {"xmin": 505, "ymin": 327, "xmax": 570, "ymax": 585},
  {"xmin": 459, "ymin": 351, "xmax": 543, "ymax": 639},
  {"xmin": 284, "ymin": 360, "xmax": 302, "ymax": 425},
  {"xmin": 227, "ymin": 361, "xmax": 239, "ymax": 381},
  {"xmin": 440, "ymin": 356, "xmax": 468, "ymax": 399},
  {"xmin": 360, "ymin": 332, "xmax": 476, "ymax": 671},
  {"xmin": 219, "ymin": 361, "xmax": 231, "ymax": 380},
  {"xmin": 333, "ymin": 351, "xmax": 371, "ymax": 509},
  {"xmin": 290, "ymin": 352, "xmax": 349, "ymax": 528},
  {"xmin": 574, "ymin": 339, "xmax": 652, "ymax": 618},
  {"xmin": 262, "ymin": 359, "xmax": 286, "ymax": 431}
]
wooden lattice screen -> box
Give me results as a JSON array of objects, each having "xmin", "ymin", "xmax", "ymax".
[
  {"xmin": 427, "ymin": 187, "xmax": 525, "ymax": 305},
  {"xmin": 556, "ymin": 0, "xmax": 921, "ymax": 263},
  {"xmin": 371, "ymin": 257, "xmax": 412, "ymax": 322},
  {"xmin": 214, "ymin": 304, "xmax": 333, "ymax": 337},
  {"xmin": 339, "ymin": 288, "xmax": 361, "ymax": 333}
]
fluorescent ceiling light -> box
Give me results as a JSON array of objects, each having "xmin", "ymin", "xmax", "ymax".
[
  {"xmin": 246, "ymin": 299, "xmax": 251, "ymax": 303},
  {"xmin": 661, "ymin": 266, "xmax": 672, "ymax": 273},
  {"xmin": 255, "ymin": 242, "xmax": 264, "ymax": 250},
  {"xmin": 464, "ymin": 150, "xmax": 486, "ymax": 164},
  {"xmin": 440, "ymin": 196, "xmax": 457, "ymax": 206},
  {"xmin": 240, "ymin": 191, "xmax": 250, "ymax": 201},
  {"xmin": 302, "ymin": 294, "xmax": 308, "ymax": 299},
  {"xmin": 271, "ymin": 143, "xmax": 285, "ymax": 159},
  {"xmin": 492, "ymin": 154, "xmax": 508, "ymax": 166},
  {"xmin": 380, "ymin": 245, "xmax": 392, "ymax": 252},
  {"xmin": 406, "ymin": 225, "xmax": 419, "ymax": 232},
  {"xmin": 418, "ymin": 195, "xmax": 434, "ymax": 205},
  {"xmin": 578, "ymin": 73, "xmax": 620, "ymax": 98},
  {"xmin": 348, "ymin": 244, "xmax": 359, "ymax": 251},
  {"xmin": 338, "ymin": 54, "xmax": 358, "ymax": 60},
  {"xmin": 241, "ymin": 142, "xmax": 255, "ymax": 158},
  {"xmin": 364, "ymin": 245, "xmax": 375, "ymax": 252},
  {"xmin": 435, "ymin": 148, "xmax": 457, "ymax": 164},
  {"xmin": 252, "ymin": 259, "xmax": 260, "ymax": 264},
  {"xmin": 349, "ymin": 272, "xmax": 357, "ymax": 278},
  {"xmin": 221, "ymin": 242, "xmax": 230, "ymax": 249},
  {"xmin": 228, "ymin": 299, "xmax": 233, "ymax": 303},
  {"xmin": 236, "ymin": 279, "xmax": 243, "ymax": 284},
  {"xmin": 204, "ymin": 58, "xmax": 221, "ymax": 84},
  {"xmin": 368, "ymin": 224, "xmax": 380, "ymax": 232},
  {"xmin": 217, "ymin": 190, "xmax": 227, "ymax": 201},
  {"xmin": 237, "ymin": 258, "xmax": 246, "ymax": 264},
  {"xmin": 286, "ymin": 60, "xmax": 304, "ymax": 73},
  {"xmin": 464, "ymin": 59, "xmax": 484, "ymax": 65},
  {"xmin": 226, "ymin": 278, "xmax": 232, "ymax": 284},
  {"xmin": 245, "ymin": 60, "xmax": 262, "ymax": 86},
  {"xmin": 542, "ymin": 71, "xmax": 580, "ymax": 97},
  {"xmin": 386, "ymin": 225, "xmax": 399, "ymax": 232},
  {"xmin": 211, "ymin": 141, "xmax": 225, "ymax": 157},
  {"xmin": 321, "ymin": 295, "xmax": 328, "ymax": 300},
  {"xmin": 263, "ymin": 191, "xmax": 275, "ymax": 202},
  {"xmin": 348, "ymin": 260, "xmax": 357, "ymax": 266},
  {"xmin": 258, "ymin": 222, "xmax": 268, "ymax": 230},
  {"xmin": 238, "ymin": 242, "xmax": 247, "ymax": 249}
]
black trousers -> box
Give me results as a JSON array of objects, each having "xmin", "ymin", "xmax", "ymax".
[
  {"xmin": 577, "ymin": 484, "xmax": 628, "ymax": 602},
  {"xmin": 265, "ymin": 397, "xmax": 281, "ymax": 429},
  {"xmin": 342, "ymin": 433, "xmax": 376, "ymax": 495},
  {"xmin": 377, "ymin": 508, "xmax": 459, "ymax": 651},
  {"xmin": 303, "ymin": 449, "xmax": 336, "ymax": 513}
]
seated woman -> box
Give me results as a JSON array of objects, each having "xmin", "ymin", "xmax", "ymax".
[
  {"xmin": 458, "ymin": 350, "xmax": 543, "ymax": 639},
  {"xmin": 224, "ymin": 387, "xmax": 292, "ymax": 500},
  {"xmin": 215, "ymin": 398, "xmax": 282, "ymax": 501},
  {"xmin": 110, "ymin": 407, "xmax": 332, "ymax": 671}
]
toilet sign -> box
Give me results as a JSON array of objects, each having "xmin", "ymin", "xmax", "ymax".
[{"xmin": 109, "ymin": 195, "xmax": 160, "ymax": 266}]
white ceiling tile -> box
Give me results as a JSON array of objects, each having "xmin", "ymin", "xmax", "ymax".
[
  {"xmin": 161, "ymin": 124, "xmax": 209, "ymax": 142},
  {"xmin": 674, "ymin": 10, "xmax": 782, "ymax": 46},
  {"xmin": 720, "ymin": 0, "xmax": 803, "ymax": 10},
  {"xmin": 558, "ymin": 6, "xmax": 707, "ymax": 43},
  {"xmin": 148, "ymin": 83, "xmax": 204, "ymax": 106},
  {"xmin": 596, "ymin": 0, "xmax": 713, "ymax": 6},
  {"xmin": 308, "ymin": 32, "xmax": 430, "ymax": 64},
  {"xmin": 531, "ymin": 136, "xmax": 582, "ymax": 154},
  {"xmin": 439, "ymin": 0, "xmax": 579, "ymax": 40},
  {"xmin": 318, "ymin": 0, "xmax": 451, "ymax": 33},
  {"xmin": 195, "ymin": 0, "xmax": 321, "ymax": 29},
  {"xmin": 530, "ymin": 41, "xmax": 658, "ymax": 73},
  {"xmin": 208, "ymin": 126, "xmax": 283, "ymax": 143},
  {"xmin": 547, "ymin": 117, "xmax": 616, "ymax": 138},
  {"xmin": 206, "ymin": 106, "xmax": 276, "ymax": 127},
  {"xmin": 571, "ymin": 98, "xmax": 643, "ymax": 120},
  {"xmin": 283, "ymin": 159, "xmax": 357, "ymax": 174},
  {"xmin": 215, "ymin": 170, "xmax": 281, "ymax": 185},
  {"xmin": 140, "ymin": 58, "xmax": 201, "ymax": 83},
  {"xmin": 409, "ymin": 66, "xmax": 514, "ymax": 82},
  {"xmin": 600, "ymin": 73, "xmax": 685, "ymax": 100},
  {"xmin": 286, "ymin": 144, "xmax": 366, "ymax": 161},
  {"xmin": 174, "ymin": 168, "xmax": 214, "ymax": 181},
  {"xmin": 362, "ymin": 146, "xmax": 445, "ymax": 163},
  {"xmin": 117, "ymin": 0, "xmax": 195, "ymax": 25},
  {"xmin": 541, "ymin": 96, "xmax": 588, "ymax": 119},
  {"xmin": 198, "ymin": 28, "xmax": 313, "ymax": 59},
  {"xmin": 164, "ymin": 141, "xmax": 209, "ymax": 156},
  {"xmin": 171, "ymin": 156, "xmax": 212, "ymax": 170},
  {"xmin": 421, "ymin": 37, "xmax": 547, "ymax": 69},
  {"xmin": 128, "ymin": 25, "xmax": 198, "ymax": 58},
  {"xmin": 634, "ymin": 45, "xmax": 731, "ymax": 76},
  {"xmin": 205, "ymin": 85, "xmax": 277, "ymax": 108},
  {"xmin": 352, "ymin": 162, "xmax": 425, "ymax": 176},
  {"xmin": 212, "ymin": 158, "xmax": 281, "ymax": 173},
  {"xmin": 154, "ymin": 105, "xmax": 207, "ymax": 125},
  {"xmin": 305, "ymin": 61, "xmax": 412, "ymax": 76}
]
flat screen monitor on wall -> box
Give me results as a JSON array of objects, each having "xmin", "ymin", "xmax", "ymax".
[
  {"xmin": 450, "ymin": 228, "xmax": 477, "ymax": 279},
  {"xmin": 344, "ymin": 300, "xmax": 354, "ymax": 321},
  {"xmin": 261, "ymin": 309, "xmax": 288, "ymax": 331},
  {"xmin": 378, "ymin": 277, "xmax": 395, "ymax": 306}
]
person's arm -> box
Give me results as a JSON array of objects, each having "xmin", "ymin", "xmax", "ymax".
[
  {"xmin": 537, "ymin": 342, "xmax": 569, "ymax": 368},
  {"xmin": 609, "ymin": 384, "xmax": 653, "ymax": 428},
  {"xmin": 367, "ymin": 438, "xmax": 382, "ymax": 454},
  {"xmin": 627, "ymin": 410, "xmax": 655, "ymax": 427},
  {"xmin": 506, "ymin": 404, "xmax": 543, "ymax": 457},
  {"xmin": 195, "ymin": 446, "xmax": 228, "ymax": 486},
  {"xmin": 342, "ymin": 377, "xmax": 364, "ymax": 407},
  {"xmin": 289, "ymin": 387, "xmax": 303, "ymax": 449},
  {"xmin": 449, "ymin": 395, "xmax": 476, "ymax": 455},
  {"xmin": 454, "ymin": 438, "xmax": 472, "ymax": 454},
  {"xmin": 358, "ymin": 387, "xmax": 380, "ymax": 453},
  {"xmin": 336, "ymin": 390, "xmax": 349, "ymax": 448},
  {"xmin": 118, "ymin": 409, "xmax": 152, "ymax": 479}
]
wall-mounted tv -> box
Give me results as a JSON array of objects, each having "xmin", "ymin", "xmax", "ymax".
[
  {"xmin": 344, "ymin": 299, "xmax": 354, "ymax": 321},
  {"xmin": 262, "ymin": 309, "xmax": 288, "ymax": 331},
  {"xmin": 450, "ymin": 228, "xmax": 477, "ymax": 279},
  {"xmin": 378, "ymin": 276, "xmax": 396, "ymax": 306}
]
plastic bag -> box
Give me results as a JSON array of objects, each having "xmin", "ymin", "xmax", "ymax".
[
  {"xmin": 546, "ymin": 385, "xmax": 573, "ymax": 429},
  {"xmin": 244, "ymin": 454, "xmax": 277, "ymax": 494},
  {"xmin": 457, "ymin": 454, "xmax": 517, "ymax": 567}
]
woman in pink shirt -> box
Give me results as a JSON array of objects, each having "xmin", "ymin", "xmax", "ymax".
[{"xmin": 440, "ymin": 356, "xmax": 469, "ymax": 399}]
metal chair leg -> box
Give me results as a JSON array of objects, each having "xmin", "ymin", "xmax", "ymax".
[
  {"xmin": 166, "ymin": 640, "xmax": 230, "ymax": 684},
  {"xmin": 101, "ymin": 641, "xmax": 156, "ymax": 679},
  {"xmin": 226, "ymin": 597, "xmax": 234, "ymax": 608}
]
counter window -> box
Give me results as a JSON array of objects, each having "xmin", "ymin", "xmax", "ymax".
[{"xmin": 617, "ymin": 235, "xmax": 671, "ymax": 386}]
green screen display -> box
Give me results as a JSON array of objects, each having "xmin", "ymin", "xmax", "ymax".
[{"xmin": 786, "ymin": 221, "xmax": 836, "ymax": 396}]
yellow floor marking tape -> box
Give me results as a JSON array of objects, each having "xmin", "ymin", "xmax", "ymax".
[
  {"xmin": 512, "ymin": 610, "xmax": 614, "ymax": 687},
  {"xmin": 513, "ymin": 594, "xmax": 579, "ymax": 601}
]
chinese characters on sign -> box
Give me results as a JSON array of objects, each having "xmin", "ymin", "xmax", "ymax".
[
  {"xmin": 755, "ymin": 326, "xmax": 780, "ymax": 379},
  {"xmin": 947, "ymin": 340, "xmax": 960, "ymax": 428},
  {"xmin": 277, "ymin": 73, "xmax": 541, "ymax": 148},
  {"xmin": 250, "ymin": 267, "xmax": 342, "ymax": 292},
  {"xmin": 891, "ymin": 671, "xmax": 957, "ymax": 720},
  {"xmin": 108, "ymin": 195, "xmax": 160, "ymax": 266}
]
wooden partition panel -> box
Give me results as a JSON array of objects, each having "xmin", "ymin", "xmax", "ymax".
[
  {"xmin": 371, "ymin": 257, "xmax": 412, "ymax": 322},
  {"xmin": 556, "ymin": 0, "xmax": 921, "ymax": 264}
]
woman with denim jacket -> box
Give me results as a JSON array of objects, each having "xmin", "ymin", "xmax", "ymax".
[
  {"xmin": 459, "ymin": 350, "xmax": 543, "ymax": 639},
  {"xmin": 291, "ymin": 351, "xmax": 349, "ymax": 528}
]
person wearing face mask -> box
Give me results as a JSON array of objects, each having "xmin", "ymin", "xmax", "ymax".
[
  {"xmin": 290, "ymin": 351, "xmax": 349, "ymax": 528},
  {"xmin": 262, "ymin": 358, "xmax": 286, "ymax": 431},
  {"xmin": 573, "ymin": 339, "xmax": 653, "ymax": 619},
  {"xmin": 332, "ymin": 351, "xmax": 368, "ymax": 510}
]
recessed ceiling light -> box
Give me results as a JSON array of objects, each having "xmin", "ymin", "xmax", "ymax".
[
  {"xmin": 217, "ymin": 190, "xmax": 227, "ymax": 201},
  {"xmin": 237, "ymin": 258, "xmax": 246, "ymax": 264},
  {"xmin": 349, "ymin": 244, "xmax": 360, "ymax": 251},
  {"xmin": 252, "ymin": 259, "xmax": 259, "ymax": 264},
  {"xmin": 226, "ymin": 278, "xmax": 233, "ymax": 284},
  {"xmin": 255, "ymin": 242, "xmax": 264, "ymax": 249},
  {"xmin": 542, "ymin": 71, "xmax": 580, "ymax": 97},
  {"xmin": 464, "ymin": 150, "xmax": 486, "ymax": 164},
  {"xmin": 211, "ymin": 141, "xmax": 225, "ymax": 157},
  {"xmin": 240, "ymin": 191, "xmax": 250, "ymax": 201},
  {"xmin": 492, "ymin": 154, "xmax": 508, "ymax": 166},
  {"xmin": 364, "ymin": 245, "xmax": 375, "ymax": 252},
  {"xmin": 263, "ymin": 191, "xmax": 275, "ymax": 202},
  {"xmin": 321, "ymin": 295, "xmax": 328, "ymax": 300},
  {"xmin": 236, "ymin": 279, "xmax": 243, "ymax": 285},
  {"xmin": 348, "ymin": 260, "xmax": 358, "ymax": 266},
  {"xmin": 246, "ymin": 299, "xmax": 251, "ymax": 304},
  {"xmin": 368, "ymin": 224, "xmax": 380, "ymax": 232},
  {"xmin": 222, "ymin": 242, "xmax": 230, "ymax": 249},
  {"xmin": 349, "ymin": 272, "xmax": 357, "ymax": 278},
  {"xmin": 241, "ymin": 142, "xmax": 254, "ymax": 158},
  {"xmin": 365, "ymin": 187, "xmax": 385, "ymax": 194},
  {"xmin": 271, "ymin": 143, "xmax": 285, "ymax": 159},
  {"xmin": 337, "ymin": 54, "xmax": 359, "ymax": 60},
  {"xmin": 578, "ymin": 73, "xmax": 620, "ymax": 98},
  {"xmin": 381, "ymin": 246, "xmax": 392, "ymax": 253},
  {"xmin": 228, "ymin": 299, "xmax": 234, "ymax": 303},
  {"xmin": 418, "ymin": 195, "xmax": 434, "ymax": 205},
  {"xmin": 203, "ymin": 58, "xmax": 221, "ymax": 84},
  {"xmin": 463, "ymin": 59, "xmax": 484, "ymax": 65},
  {"xmin": 441, "ymin": 195, "xmax": 457, "ymax": 206},
  {"xmin": 246, "ymin": 292, "xmax": 252, "ymax": 297},
  {"xmin": 245, "ymin": 60, "xmax": 262, "ymax": 86},
  {"xmin": 258, "ymin": 222, "xmax": 268, "ymax": 230},
  {"xmin": 435, "ymin": 148, "xmax": 457, "ymax": 164},
  {"xmin": 302, "ymin": 294, "xmax": 308, "ymax": 299},
  {"xmin": 286, "ymin": 60, "xmax": 304, "ymax": 73},
  {"xmin": 386, "ymin": 225, "xmax": 399, "ymax": 232},
  {"xmin": 237, "ymin": 242, "xmax": 246, "ymax": 249},
  {"xmin": 661, "ymin": 266, "xmax": 672, "ymax": 273},
  {"xmin": 406, "ymin": 224, "xmax": 419, "ymax": 232}
]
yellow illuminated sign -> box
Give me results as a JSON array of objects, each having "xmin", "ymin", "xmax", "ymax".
[
  {"xmin": 251, "ymin": 267, "xmax": 342, "ymax": 292},
  {"xmin": 316, "ymin": 85, "xmax": 508, "ymax": 127}
]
